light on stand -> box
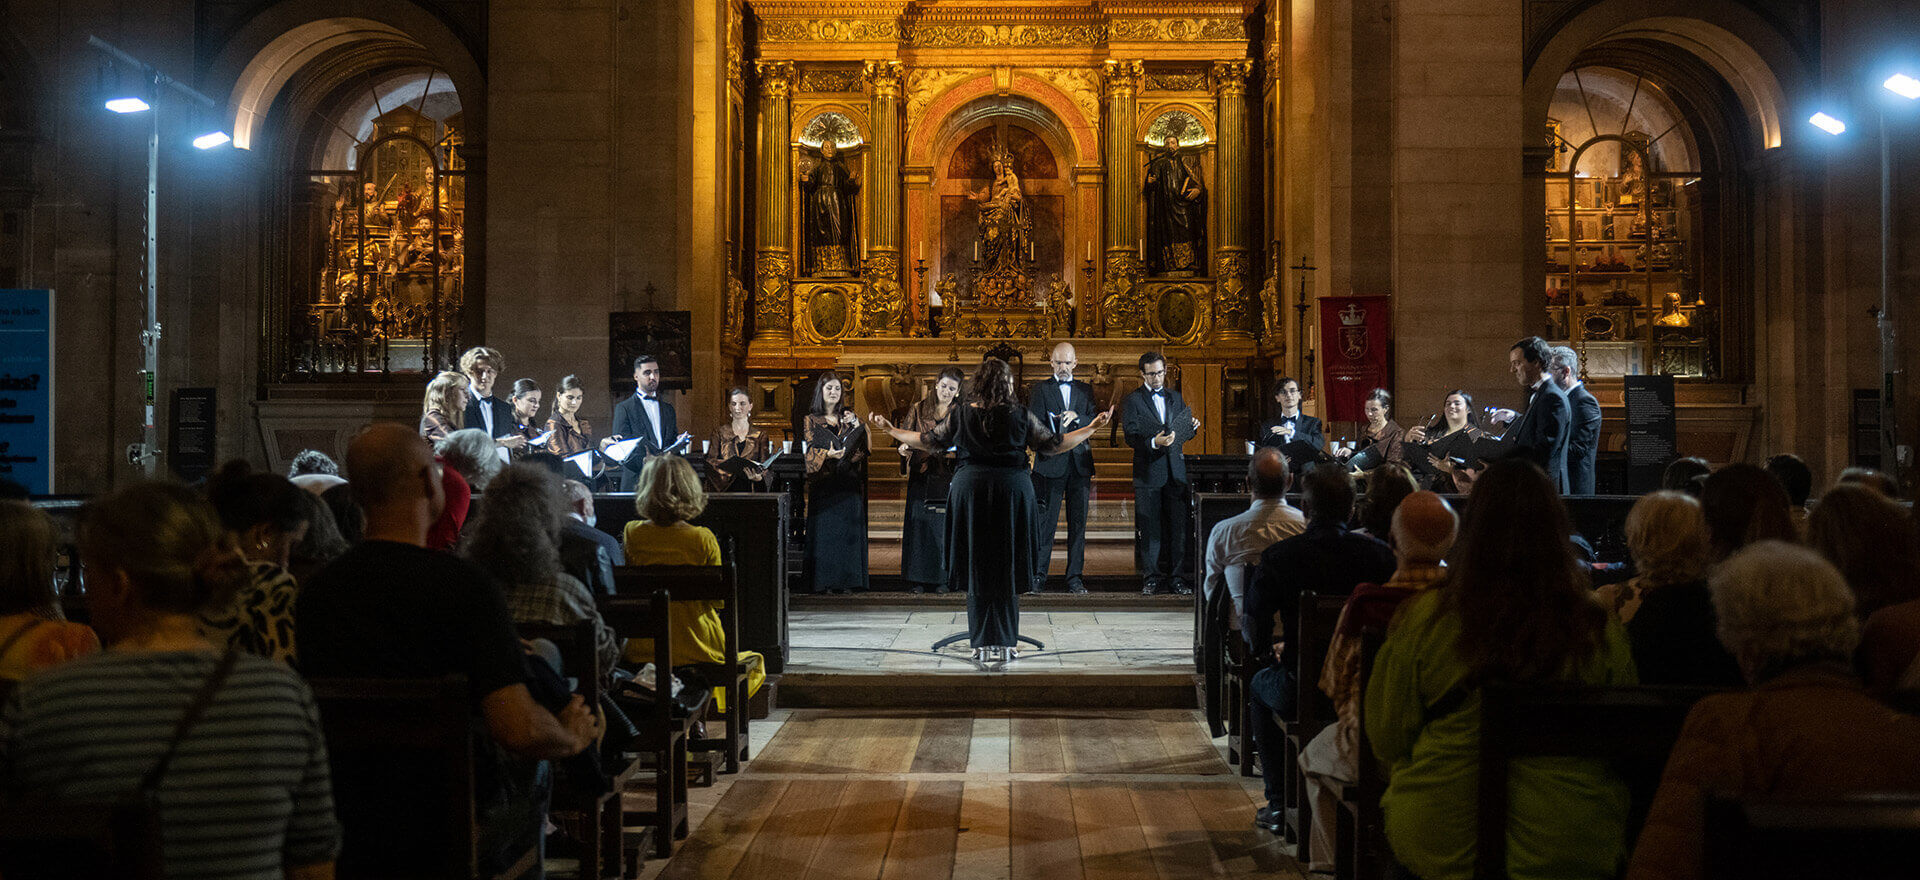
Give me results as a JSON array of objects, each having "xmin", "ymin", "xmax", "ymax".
[
  {"xmin": 104, "ymin": 96, "xmax": 151, "ymax": 114},
  {"xmin": 192, "ymin": 131, "xmax": 231, "ymax": 150},
  {"xmin": 1884, "ymin": 73, "xmax": 1920, "ymax": 101},
  {"xmin": 1808, "ymin": 112, "xmax": 1848, "ymax": 135}
]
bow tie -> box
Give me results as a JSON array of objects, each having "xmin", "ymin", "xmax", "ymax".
[
  {"xmin": 1150, "ymin": 390, "xmax": 1165, "ymax": 397},
  {"xmin": 641, "ymin": 395, "xmax": 657, "ymax": 402}
]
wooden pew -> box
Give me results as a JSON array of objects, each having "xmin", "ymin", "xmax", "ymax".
[
  {"xmin": 593, "ymin": 589, "xmax": 694, "ymax": 860},
  {"xmin": 1474, "ymin": 683, "xmax": 1720, "ymax": 880},
  {"xmin": 1334, "ymin": 627, "xmax": 1390, "ymax": 880},
  {"xmin": 613, "ymin": 559, "xmax": 752, "ymax": 774},
  {"xmin": 309, "ymin": 675, "xmax": 540, "ymax": 880},
  {"xmin": 517, "ymin": 619, "xmax": 629, "ymax": 880},
  {"xmin": 1283, "ymin": 592, "xmax": 1351, "ymax": 855},
  {"xmin": 1703, "ymin": 793, "xmax": 1920, "ymax": 880}
]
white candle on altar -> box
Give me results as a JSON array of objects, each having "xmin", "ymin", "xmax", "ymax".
[
  {"xmin": 918, "ymin": 241, "xmax": 925, "ymax": 262},
  {"xmin": 1086, "ymin": 241, "xmax": 1094, "ymax": 262},
  {"xmin": 973, "ymin": 241, "xmax": 980, "ymax": 262}
]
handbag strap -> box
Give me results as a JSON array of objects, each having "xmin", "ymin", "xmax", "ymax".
[
  {"xmin": 0, "ymin": 618, "xmax": 47, "ymax": 666},
  {"xmin": 137, "ymin": 648, "xmax": 241, "ymax": 794}
]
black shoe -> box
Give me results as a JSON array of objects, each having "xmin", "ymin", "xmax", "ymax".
[
  {"xmin": 1254, "ymin": 804, "xmax": 1284, "ymax": 832},
  {"xmin": 933, "ymin": 585, "xmax": 952, "ymax": 595},
  {"xmin": 1067, "ymin": 579, "xmax": 1088, "ymax": 594},
  {"xmin": 1171, "ymin": 578, "xmax": 1193, "ymax": 596},
  {"xmin": 1141, "ymin": 580, "xmax": 1159, "ymax": 596},
  {"xmin": 909, "ymin": 584, "xmax": 925, "ymax": 594}
]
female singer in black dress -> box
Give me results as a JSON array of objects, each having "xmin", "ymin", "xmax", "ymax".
[
  {"xmin": 803, "ymin": 371, "xmax": 869, "ymax": 593},
  {"xmin": 872, "ymin": 358, "xmax": 1110, "ymax": 662},
  {"xmin": 900, "ymin": 368, "xmax": 964, "ymax": 593},
  {"xmin": 1404, "ymin": 389, "xmax": 1486, "ymax": 493}
]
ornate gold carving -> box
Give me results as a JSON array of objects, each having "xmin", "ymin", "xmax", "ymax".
[
  {"xmin": 724, "ymin": 248, "xmax": 749, "ymax": 352},
  {"xmin": 1111, "ymin": 18, "xmax": 1247, "ymax": 42},
  {"xmin": 1044, "ymin": 274, "xmax": 1074, "ymax": 338},
  {"xmin": 794, "ymin": 283, "xmax": 857, "ymax": 343},
  {"xmin": 862, "ymin": 60, "xmax": 903, "ymax": 99},
  {"xmin": 957, "ymin": 307, "xmax": 1048, "ymax": 339},
  {"xmin": 905, "ymin": 68, "xmax": 983, "ymax": 123},
  {"xmin": 1211, "ymin": 60, "xmax": 1254, "ymax": 96},
  {"xmin": 905, "ymin": 23, "xmax": 1107, "ymax": 48},
  {"xmin": 799, "ymin": 66, "xmax": 864, "ymax": 93},
  {"xmin": 1103, "ymin": 60, "xmax": 1145, "ymax": 97},
  {"xmin": 1147, "ymin": 283, "xmax": 1210, "ymax": 346},
  {"xmin": 1259, "ymin": 252, "xmax": 1283, "ymax": 346},
  {"xmin": 761, "ymin": 18, "xmax": 899, "ymax": 43},
  {"xmin": 1101, "ymin": 252, "xmax": 1148, "ymax": 337},
  {"xmin": 859, "ymin": 252, "xmax": 904, "ymax": 337},
  {"xmin": 1147, "ymin": 69, "xmax": 1209, "ymax": 92},
  {"xmin": 756, "ymin": 60, "xmax": 795, "ymax": 98},
  {"xmin": 1022, "ymin": 67, "xmax": 1102, "ymax": 127},
  {"xmin": 1213, "ymin": 250, "xmax": 1253, "ymax": 337},
  {"xmin": 754, "ymin": 250, "xmax": 793, "ymax": 340}
]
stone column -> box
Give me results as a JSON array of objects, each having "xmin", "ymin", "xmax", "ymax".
[
  {"xmin": 753, "ymin": 60, "xmax": 795, "ymax": 345},
  {"xmin": 1212, "ymin": 59, "xmax": 1255, "ymax": 341},
  {"xmin": 1101, "ymin": 59, "xmax": 1145, "ymax": 337},
  {"xmin": 861, "ymin": 60, "xmax": 904, "ymax": 336}
]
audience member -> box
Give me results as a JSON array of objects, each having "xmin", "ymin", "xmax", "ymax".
[
  {"xmin": 1763, "ymin": 453, "xmax": 1814, "ymax": 529},
  {"xmin": 0, "ymin": 501, "xmax": 99, "ymax": 681},
  {"xmin": 1202, "ymin": 449, "xmax": 1305, "ymax": 625},
  {"xmin": 287, "ymin": 449, "xmax": 341, "ymax": 479},
  {"xmin": 287, "ymin": 488, "xmax": 348, "ymax": 583},
  {"xmin": 1597, "ymin": 491, "xmax": 1741, "ymax": 686},
  {"xmin": 200, "ymin": 461, "xmax": 310, "ymax": 664},
  {"xmin": 1625, "ymin": 542, "xmax": 1920, "ymax": 880},
  {"xmin": 558, "ymin": 478, "xmax": 623, "ymax": 597},
  {"xmin": 1835, "ymin": 466, "xmax": 1901, "ymax": 498},
  {"xmin": 622, "ymin": 455, "xmax": 766, "ymax": 714},
  {"xmin": 437, "ymin": 427, "xmax": 502, "ymax": 493},
  {"xmin": 319, "ymin": 482, "xmax": 364, "ymax": 545},
  {"xmin": 1861, "ymin": 595, "xmax": 1920, "ymax": 691},
  {"xmin": 1298, "ymin": 490, "xmax": 1457, "ymax": 874},
  {"xmin": 463, "ymin": 463, "xmax": 619, "ymax": 680},
  {"xmin": 1661, "ymin": 456, "xmax": 1711, "ymax": 497},
  {"xmin": 299, "ymin": 423, "xmax": 596, "ymax": 877},
  {"xmin": 1807, "ymin": 483, "xmax": 1920, "ymax": 617},
  {"xmin": 1244, "ymin": 466, "xmax": 1396, "ymax": 831},
  {"xmin": 1356, "ymin": 462, "xmax": 1418, "ymax": 539},
  {"xmin": 1366, "ymin": 459, "xmax": 1635, "ymax": 880},
  {"xmin": 1699, "ymin": 463, "xmax": 1797, "ymax": 561},
  {"xmin": 424, "ymin": 456, "xmax": 470, "ymax": 552},
  {"xmin": 0, "ymin": 482, "xmax": 338, "ymax": 878}
]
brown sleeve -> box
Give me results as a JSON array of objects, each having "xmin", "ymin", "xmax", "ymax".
[
  {"xmin": 1624, "ymin": 698, "xmax": 1747, "ymax": 880},
  {"xmin": 803, "ymin": 417, "xmax": 831, "ymax": 475}
]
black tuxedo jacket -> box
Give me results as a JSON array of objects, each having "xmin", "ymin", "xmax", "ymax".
[
  {"xmin": 463, "ymin": 393, "xmax": 518, "ymax": 442},
  {"xmin": 1503, "ymin": 379, "xmax": 1571, "ymax": 493},
  {"xmin": 1028, "ymin": 378, "xmax": 1097, "ymax": 479},
  {"xmin": 1255, "ymin": 412, "xmax": 1325, "ymax": 455},
  {"xmin": 611, "ymin": 393, "xmax": 679, "ymax": 489},
  {"xmin": 1121, "ymin": 385, "xmax": 1196, "ymax": 488},
  {"xmin": 1565, "ymin": 382, "xmax": 1601, "ymax": 495}
]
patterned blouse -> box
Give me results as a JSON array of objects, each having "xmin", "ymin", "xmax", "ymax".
[
  {"xmin": 545, "ymin": 414, "xmax": 597, "ymax": 457},
  {"xmin": 707, "ymin": 424, "xmax": 773, "ymax": 492},
  {"xmin": 197, "ymin": 559, "xmax": 300, "ymax": 665}
]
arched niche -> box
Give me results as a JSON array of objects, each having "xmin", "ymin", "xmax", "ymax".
[{"xmin": 928, "ymin": 95, "xmax": 1078, "ymax": 287}]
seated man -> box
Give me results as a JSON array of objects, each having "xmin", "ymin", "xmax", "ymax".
[
  {"xmin": 1202, "ymin": 449, "xmax": 1306, "ymax": 626},
  {"xmin": 559, "ymin": 477, "xmax": 624, "ymax": 596},
  {"xmin": 1297, "ymin": 491, "xmax": 1458, "ymax": 873},
  {"xmin": 298, "ymin": 423, "xmax": 598, "ymax": 877},
  {"xmin": 1243, "ymin": 466, "xmax": 1396, "ymax": 832}
]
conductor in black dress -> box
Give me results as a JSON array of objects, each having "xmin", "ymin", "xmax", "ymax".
[
  {"xmin": 1028, "ymin": 342, "xmax": 1098, "ymax": 594},
  {"xmin": 1548, "ymin": 345, "xmax": 1602, "ymax": 495},
  {"xmin": 609, "ymin": 354, "xmax": 686, "ymax": 492},
  {"xmin": 1487, "ymin": 336, "xmax": 1572, "ymax": 493},
  {"xmin": 1122, "ymin": 351, "xmax": 1200, "ymax": 595},
  {"xmin": 872, "ymin": 358, "xmax": 1110, "ymax": 662}
]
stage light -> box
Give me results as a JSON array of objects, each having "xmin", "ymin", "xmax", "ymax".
[
  {"xmin": 1808, "ymin": 112, "xmax": 1847, "ymax": 135},
  {"xmin": 104, "ymin": 96, "xmax": 151, "ymax": 114},
  {"xmin": 192, "ymin": 131, "xmax": 231, "ymax": 150},
  {"xmin": 1885, "ymin": 73, "xmax": 1920, "ymax": 101}
]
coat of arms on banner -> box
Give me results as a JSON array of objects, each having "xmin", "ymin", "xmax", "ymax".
[{"xmin": 1338, "ymin": 302, "xmax": 1368, "ymax": 360}]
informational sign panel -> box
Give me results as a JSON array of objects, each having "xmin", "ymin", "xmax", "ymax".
[
  {"xmin": 0, "ymin": 290, "xmax": 53, "ymax": 494},
  {"xmin": 170, "ymin": 387, "xmax": 217, "ymax": 483},
  {"xmin": 1624, "ymin": 374, "xmax": 1677, "ymax": 494}
]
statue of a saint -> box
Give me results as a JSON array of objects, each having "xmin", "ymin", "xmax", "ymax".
[
  {"xmin": 801, "ymin": 141, "xmax": 860, "ymax": 277},
  {"xmin": 970, "ymin": 156, "xmax": 1031, "ymax": 274},
  {"xmin": 1143, "ymin": 135, "xmax": 1206, "ymax": 276}
]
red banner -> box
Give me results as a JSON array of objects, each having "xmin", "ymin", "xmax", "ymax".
[{"xmin": 1318, "ymin": 295, "xmax": 1392, "ymax": 423}]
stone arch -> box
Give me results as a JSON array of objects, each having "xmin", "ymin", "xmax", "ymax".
[{"xmin": 907, "ymin": 72, "xmax": 1096, "ymax": 169}]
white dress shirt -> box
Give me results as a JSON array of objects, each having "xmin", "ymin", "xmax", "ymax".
[
  {"xmin": 1204, "ymin": 498, "xmax": 1308, "ymax": 625},
  {"xmin": 1151, "ymin": 388, "xmax": 1168, "ymax": 423},
  {"xmin": 638, "ymin": 394, "xmax": 663, "ymax": 447}
]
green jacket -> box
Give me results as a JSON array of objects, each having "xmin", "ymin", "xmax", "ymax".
[{"xmin": 1365, "ymin": 589, "xmax": 1638, "ymax": 880}]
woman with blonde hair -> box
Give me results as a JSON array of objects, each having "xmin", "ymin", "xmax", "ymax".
[
  {"xmin": 621, "ymin": 456, "xmax": 765, "ymax": 712},
  {"xmin": 0, "ymin": 501, "xmax": 100, "ymax": 682},
  {"xmin": 419, "ymin": 370, "xmax": 467, "ymax": 442},
  {"xmin": 1598, "ymin": 491, "xmax": 1741, "ymax": 685}
]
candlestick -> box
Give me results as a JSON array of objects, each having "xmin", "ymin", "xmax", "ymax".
[
  {"xmin": 1138, "ymin": 238, "xmax": 1145, "ymax": 261},
  {"xmin": 918, "ymin": 241, "xmax": 925, "ymax": 262},
  {"xmin": 973, "ymin": 241, "xmax": 980, "ymax": 262},
  {"xmin": 1086, "ymin": 240, "xmax": 1094, "ymax": 262}
]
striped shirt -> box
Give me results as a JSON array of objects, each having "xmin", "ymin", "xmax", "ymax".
[{"xmin": 0, "ymin": 649, "xmax": 339, "ymax": 878}]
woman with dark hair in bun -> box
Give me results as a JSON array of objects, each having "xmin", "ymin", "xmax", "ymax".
[
  {"xmin": 0, "ymin": 481, "xmax": 339, "ymax": 878},
  {"xmin": 200, "ymin": 461, "xmax": 311, "ymax": 664}
]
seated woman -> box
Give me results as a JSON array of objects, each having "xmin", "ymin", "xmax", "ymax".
[
  {"xmin": 706, "ymin": 386, "xmax": 774, "ymax": 493},
  {"xmin": 1336, "ymin": 388, "xmax": 1404, "ymax": 472},
  {"xmin": 419, "ymin": 370, "xmax": 467, "ymax": 442},
  {"xmin": 199, "ymin": 461, "xmax": 311, "ymax": 665},
  {"xmin": 1366, "ymin": 458, "xmax": 1635, "ymax": 880},
  {"xmin": 0, "ymin": 482, "xmax": 338, "ymax": 878},
  {"xmin": 1596, "ymin": 491, "xmax": 1741, "ymax": 686},
  {"xmin": 1700, "ymin": 463, "xmax": 1797, "ymax": 562},
  {"xmin": 1404, "ymin": 389, "xmax": 1486, "ymax": 493},
  {"xmin": 1626, "ymin": 542, "xmax": 1920, "ymax": 880},
  {"xmin": 1807, "ymin": 484, "xmax": 1920, "ymax": 618},
  {"xmin": 436, "ymin": 427, "xmax": 503, "ymax": 493},
  {"xmin": 621, "ymin": 455, "xmax": 765, "ymax": 713},
  {"xmin": 0, "ymin": 501, "xmax": 99, "ymax": 682}
]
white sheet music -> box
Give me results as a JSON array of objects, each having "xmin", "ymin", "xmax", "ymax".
[
  {"xmin": 527, "ymin": 430, "xmax": 555, "ymax": 447},
  {"xmin": 604, "ymin": 437, "xmax": 643, "ymax": 462},
  {"xmin": 565, "ymin": 450, "xmax": 596, "ymax": 478},
  {"xmin": 494, "ymin": 446, "xmax": 511, "ymax": 466},
  {"xmin": 756, "ymin": 450, "xmax": 782, "ymax": 469}
]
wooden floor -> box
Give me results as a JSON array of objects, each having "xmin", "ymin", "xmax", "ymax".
[{"xmin": 650, "ymin": 709, "xmax": 1299, "ymax": 880}]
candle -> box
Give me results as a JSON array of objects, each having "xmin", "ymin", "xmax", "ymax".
[
  {"xmin": 1138, "ymin": 238, "xmax": 1146, "ymax": 260},
  {"xmin": 973, "ymin": 241, "xmax": 980, "ymax": 262},
  {"xmin": 1086, "ymin": 241, "xmax": 1094, "ymax": 262},
  {"xmin": 860, "ymin": 240, "xmax": 868, "ymax": 262},
  {"xmin": 918, "ymin": 241, "xmax": 925, "ymax": 262}
]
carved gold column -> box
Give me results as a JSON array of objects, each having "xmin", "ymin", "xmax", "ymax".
[
  {"xmin": 860, "ymin": 60, "xmax": 904, "ymax": 337},
  {"xmin": 753, "ymin": 60, "xmax": 795, "ymax": 345},
  {"xmin": 1102, "ymin": 59, "xmax": 1146, "ymax": 337},
  {"xmin": 1212, "ymin": 59, "xmax": 1255, "ymax": 341}
]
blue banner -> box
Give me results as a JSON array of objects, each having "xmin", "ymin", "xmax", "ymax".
[{"xmin": 0, "ymin": 290, "xmax": 53, "ymax": 494}]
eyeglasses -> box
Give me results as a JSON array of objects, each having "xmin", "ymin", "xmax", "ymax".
[{"xmin": 1142, "ymin": 369, "xmax": 1166, "ymax": 377}]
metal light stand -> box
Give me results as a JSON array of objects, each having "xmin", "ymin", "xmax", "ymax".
[{"xmin": 1290, "ymin": 256, "xmax": 1317, "ymax": 394}]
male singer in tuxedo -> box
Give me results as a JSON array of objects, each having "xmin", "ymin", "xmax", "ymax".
[
  {"xmin": 1122, "ymin": 351, "xmax": 1200, "ymax": 595},
  {"xmin": 1254, "ymin": 376, "xmax": 1325, "ymax": 459},
  {"xmin": 1549, "ymin": 345, "xmax": 1601, "ymax": 495},
  {"xmin": 460, "ymin": 346, "xmax": 525, "ymax": 454},
  {"xmin": 609, "ymin": 354, "xmax": 681, "ymax": 492},
  {"xmin": 1029, "ymin": 342, "xmax": 1097, "ymax": 594},
  {"xmin": 1487, "ymin": 336, "xmax": 1571, "ymax": 492}
]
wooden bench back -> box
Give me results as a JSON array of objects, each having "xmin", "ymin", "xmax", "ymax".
[
  {"xmin": 1703, "ymin": 793, "xmax": 1920, "ymax": 880},
  {"xmin": 593, "ymin": 589, "xmax": 674, "ymax": 732},
  {"xmin": 1291, "ymin": 592, "xmax": 1349, "ymax": 731}
]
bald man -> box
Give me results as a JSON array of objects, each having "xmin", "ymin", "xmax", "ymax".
[
  {"xmin": 299, "ymin": 423, "xmax": 597, "ymax": 875},
  {"xmin": 1293, "ymin": 491, "xmax": 1457, "ymax": 857},
  {"xmin": 1029, "ymin": 342, "xmax": 1099, "ymax": 593},
  {"xmin": 1203, "ymin": 448, "xmax": 1305, "ymax": 625}
]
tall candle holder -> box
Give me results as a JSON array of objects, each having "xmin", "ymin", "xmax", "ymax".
[
  {"xmin": 1080, "ymin": 253, "xmax": 1098, "ymax": 337},
  {"xmin": 913, "ymin": 256, "xmax": 930, "ymax": 337}
]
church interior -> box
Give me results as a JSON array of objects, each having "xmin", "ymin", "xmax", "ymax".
[{"xmin": 3, "ymin": 0, "xmax": 1919, "ymax": 878}]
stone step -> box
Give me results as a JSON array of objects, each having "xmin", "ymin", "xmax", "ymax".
[{"xmin": 775, "ymin": 670, "xmax": 1200, "ymax": 710}]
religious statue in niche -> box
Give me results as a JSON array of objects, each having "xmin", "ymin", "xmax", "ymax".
[
  {"xmin": 967, "ymin": 140, "xmax": 1036, "ymax": 308},
  {"xmin": 1142, "ymin": 112, "xmax": 1207, "ymax": 277},
  {"xmin": 1617, "ymin": 131, "xmax": 1651, "ymax": 206},
  {"xmin": 798, "ymin": 113, "xmax": 864, "ymax": 278}
]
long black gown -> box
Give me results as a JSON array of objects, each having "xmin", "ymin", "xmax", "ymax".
[
  {"xmin": 921, "ymin": 403, "xmax": 1060, "ymax": 649},
  {"xmin": 900, "ymin": 407, "xmax": 956, "ymax": 590},
  {"xmin": 804, "ymin": 412, "xmax": 869, "ymax": 592}
]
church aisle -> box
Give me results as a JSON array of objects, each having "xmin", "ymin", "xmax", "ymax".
[{"xmin": 646, "ymin": 709, "xmax": 1299, "ymax": 880}]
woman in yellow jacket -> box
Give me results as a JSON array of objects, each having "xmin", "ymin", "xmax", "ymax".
[{"xmin": 621, "ymin": 455, "xmax": 763, "ymax": 712}]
